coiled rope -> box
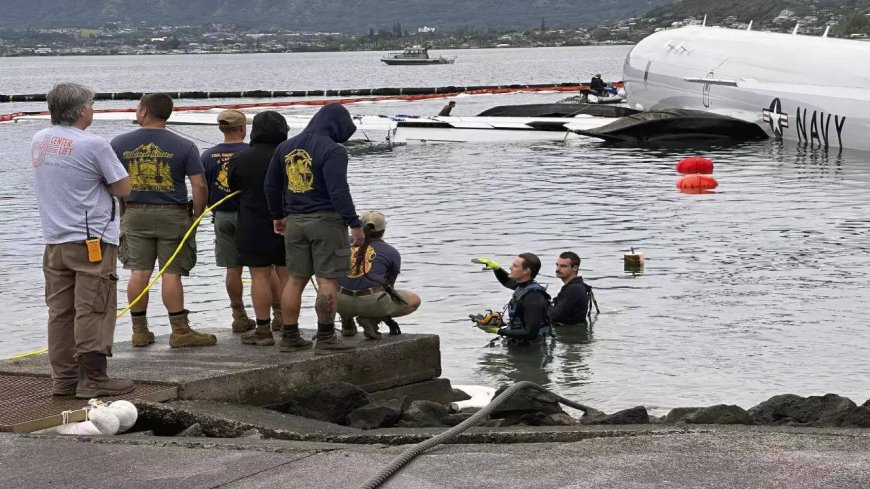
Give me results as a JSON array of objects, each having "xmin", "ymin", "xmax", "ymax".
[{"xmin": 358, "ymin": 381, "xmax": 593, "ymax": 489}]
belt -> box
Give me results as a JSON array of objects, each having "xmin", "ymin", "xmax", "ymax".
[
  {"xmin": 339, "ymin": 286, "xmax": 384, "ymax": 297},
  {"xmin": 125, "ymin": 203, "xmax": 188, "ymax": 209}
]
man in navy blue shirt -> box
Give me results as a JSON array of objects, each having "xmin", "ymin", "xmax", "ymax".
[
  {"xmin": 265, "ymin": 103, "xmax": 364, "ymax": 354},
  {"xmin": 202, "ymin": 110, "xmax": 252, "ymax": 334},
  {"xmin": 337, "ymin": 211, "xmax": 421, "ymax": 339}
]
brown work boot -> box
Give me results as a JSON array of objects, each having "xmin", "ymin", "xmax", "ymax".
[
  {"xmin": 314, "ymin": 332, "xmax": 356, "ymax": 355},
  {"xmin": 356, "ymin": 317, "xmax": 382, "ymax": 340},
  {"xmin": 231, "ymin": 304, "xmax": 255, "ymax": 333},
  {"xmin": 75, "ymin": 352, "xmax": 135, "ymax": 399},
  {"xmin": 131, "ymin": 314, "xmax": 155, "ymax": 347},
  {"xmin": 271, "ymin": 303, "xmax": 283, "ymax": 332},
  {"xmin": 168, "ymin": 310, "xmax": 217, "ymax": 348},
  {"xmin": 241, "ymin": 327, "xmax": 275, "ymax": 346},
  {"xmin": 52, "ymin": 379, "xmax": 78, "ymax": 396},
  {"xmin": 278, "ymin": 330, "xmax": 313, "ymax": 352},
  {"xmin": 340, "ymin": 316, "xmax": 358, "ymax": 337}
]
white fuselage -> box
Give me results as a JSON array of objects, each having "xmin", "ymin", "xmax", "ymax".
[{"xmin": 624, "ymin": 26, "xmax": 870, "ymax": 151}]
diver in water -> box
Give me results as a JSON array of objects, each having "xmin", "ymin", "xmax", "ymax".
[{"xmin": 474, "ymin": 253, "xmax": 551, "ymax": 344}]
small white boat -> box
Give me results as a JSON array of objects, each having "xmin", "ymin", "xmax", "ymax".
[{"xmin": 381, "ymin": 46, "xmax": 456, "ymax": 65}]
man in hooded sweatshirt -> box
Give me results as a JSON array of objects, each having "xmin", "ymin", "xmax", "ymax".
[
  {"xmin": 228, "ymin": 111, "xmax": 291, "ymax": 347},
  {"xmin": 264, "ymin": 103, "xmax": 364, "ymax": 353}
]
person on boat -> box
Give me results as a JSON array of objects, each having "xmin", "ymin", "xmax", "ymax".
[
  {"xmin": 227, "ymin": 111, "xmax": 290, "ymax": 347},
  {"xmin": 111, "ymin": 93, "xmax": 215, "ymax": 349},
  {"xmin": 590, "ymin": 73, "xmax": 607, "ymax": 96},
  {"xmin": 438, "ymin": 100, "xmax": 456, "ymax": 116},
  {"xmin": 474, "ymin": 253, "xmax": 551, "ymax": 344},
  {"xmin": 549, "ymin": 251, "xmax": 589, "ymax": 327},
  {"xmin": 32, "ymin": 82, "xmax": 135, "ymax": 398},
  {"xmin": 337, "ymin": 211, "xmax": 421, "ymax": 339},
  {"xmin": 202, "ymin": 110, "xmax": 253, "ymax": 334},
  {"xmin": 264, "ymin": 103, "xmax": 364, "ymax": 353}
]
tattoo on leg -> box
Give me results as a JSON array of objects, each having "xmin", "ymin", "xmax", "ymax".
[{"xmin": 314, "ymin": 292, "xmax": 336, "ymax": 322}]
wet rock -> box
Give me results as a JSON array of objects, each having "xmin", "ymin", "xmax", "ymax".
[
  {"xmin": 346, "ymin": 398, "xmax": 406, "ymax": 430},
  {"xmin": 490, "ymin": 384, "xmax": 566, "ymax": 418},
  {"xmin": 862, "ymin": 399, "xmax": 870, "ymax": 409},
  {"xmin": 452, "ymin": 388, "xmax": 472, "ymax": 402},
  {"xmin": 176, "ymin": 423, "xmax": 203, "ymax": 437},
  {"xmin": 581, "ymin": 406, "xmax": 649, "ymax": 425},
  {"xmin": 270, "ymin": 383, "xmax": 373, "ymax": 425},
  {"xmin": 748, "ymin": 394, "xmax": 857, "ymax": 427},
  {"xmin": 443, "ymin": 412, "xmax": 475, "ymax": 427},
  {"xmin": 398, "ymin": 400, "xmax": 450, "ymax": 427},
  {"xmin": 663, "ymin": 407, "xmax": 703, "ymax": 424},
  {"xmin": 841, "ymin": 406, "xmax": 870, "ymax": 428},
  {"xmin": 686, "ymin": 405, "xmax": 754, "ymax": 425}
]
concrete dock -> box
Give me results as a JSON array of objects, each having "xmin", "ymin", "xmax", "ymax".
[
  {"xmin": 3, "ymin": 425, "xmax": 870, "ymax": 488},
  {"xmin": 0, "ymin": 329, "xmax": 444, "ymax": 432}
]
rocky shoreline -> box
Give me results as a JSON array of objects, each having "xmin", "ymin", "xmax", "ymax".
[{"xmin": 126, "ymin": 383, "xmax": 870, "ymax": 440}]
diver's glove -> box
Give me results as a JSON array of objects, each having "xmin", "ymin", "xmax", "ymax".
[
  {"xmin": 471, "ymin": 258, "xmax": 501, "ymax": 270},
  {"xmin": 496, "ymin": 328, "xmax": 508, "ymax": 337}
]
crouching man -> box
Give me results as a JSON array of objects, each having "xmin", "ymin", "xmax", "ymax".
[{"xmin": 338, "ymin": 211, "xmax": 421, "ymax": 339}]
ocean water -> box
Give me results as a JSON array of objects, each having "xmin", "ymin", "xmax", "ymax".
[{"xmin": 2, "ymin": 46, "xmax": 869, "ymax": 413}]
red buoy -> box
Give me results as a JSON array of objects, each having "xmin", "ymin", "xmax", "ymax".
[
  {"xmin": 677, "ymin": 174, "xmax": 718, "ymax": 191},
  {"xmin": 676, "ymin": 156, "xmax": 714, "ymax": 175}
]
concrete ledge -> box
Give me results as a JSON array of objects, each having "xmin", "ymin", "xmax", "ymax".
[
  {"xmin": 369, "ymin": 378, "xmax": 457, "ymax": 404},
  {"xmin": 1, "ymin": 329, "xmax": 441, "ymax": 406}
]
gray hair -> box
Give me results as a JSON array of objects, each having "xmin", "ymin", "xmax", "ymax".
[{"xmin": 46, "ymin": 82, "xmax": 95, "ymax": 126}]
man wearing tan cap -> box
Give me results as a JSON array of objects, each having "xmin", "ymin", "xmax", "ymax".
[
  {"xmin": 337, "ymin": 211, "xmax": 421, "ymax": 339},
  {"xmin": 202, "ymin": 110, "xmax": 255, "ymax": 333}
]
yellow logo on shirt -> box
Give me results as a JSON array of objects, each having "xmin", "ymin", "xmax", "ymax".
[
  {"xmin": 123, "ymin": 143, "xmax": 175, "ymax": 192},
  {"xmin": 347, "ymin": 246, "xmax": 376, "ymax": 278},
  {"xmin": 284, "ymin": 149, "xmax": 314, "ymax": 193}
]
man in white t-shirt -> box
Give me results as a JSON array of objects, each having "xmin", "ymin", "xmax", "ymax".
[{"xmin": 32, "ymin": 82, "xmax": 135, "ymax": 398}]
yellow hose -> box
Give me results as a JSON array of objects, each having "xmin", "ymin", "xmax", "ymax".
[{"xmin": 7, "ymin": 191, "xmax": 240, "ymax": 360}]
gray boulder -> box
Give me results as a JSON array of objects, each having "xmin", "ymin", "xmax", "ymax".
[
  {"xmin": 686, "ymin": 405, "xmax": 754, "ymax": 425},
  {"xmin": 490, "ymin": 384, "xmax": 566, "ymax": 418},
  {"xmin": 500, "ymin": 411, "xmax": 578, "ymax": 427},
  {"xmin": 270, "ymin": 383, "xmax": 373, "ymax": 425},
  {"xmin": 581, "ymin": 406, "xmax": 649, "ymax": 425},
  {"xmin": 399, "ymin": 400, "xmax": 451, "ymax": 427},
  {"xmin": 663, "ymin": 407, "xmax": 703, "ymax": 424},
  {"xmin": 841, "ymin": 406, "xmax": 870, "ymax": 428},
  {"xmin": 346, "ymin": 398, "xmax": 406, "ymax": 430},
  {"xmin": 748, "ymin": 394, "xmax": 857, "ymax": 427}
]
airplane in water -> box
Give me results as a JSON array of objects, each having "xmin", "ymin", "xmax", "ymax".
[{"xmin": 610, "ymin": 25, "xmax": 870, "ymax": 151}]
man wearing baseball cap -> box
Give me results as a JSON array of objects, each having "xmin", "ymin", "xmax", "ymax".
[
  {"xmin": 202, "ymin": 110, "xmax": 254, "ymax": 334},
  {"xmin": 337, "ymin": 210, "xmax": 421, "ymax": 339}
]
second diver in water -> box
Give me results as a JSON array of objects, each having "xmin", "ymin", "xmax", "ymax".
[{"xmin": 475, "ymin": 253, "xmax": 551, "ymax": 344}]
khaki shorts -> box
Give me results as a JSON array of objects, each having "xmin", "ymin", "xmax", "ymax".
[
  {"xmin": 119, "ymin": 205, "xmax": 197, "ymax": 276},
  {"xmin": 338, "ymin": 289, "xmax": 410, "ymax": 318},
  {"xmin": 213, "ymin": 210, "xmax": 240, "ymax": 267},
  {"xmin": 284, "ymin": 211, "xmax": 350, "ymax": 279}
]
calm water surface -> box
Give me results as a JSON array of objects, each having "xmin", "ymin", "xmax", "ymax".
[{"xmin": 2, "ymin": 47, "xmax": 869, "ymax": 413}]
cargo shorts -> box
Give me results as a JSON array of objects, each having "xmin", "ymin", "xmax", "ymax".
[
  {"xmin": 213, "ymin": 210, "xmax": 241, "ymax": 267},
  {"xmin": 338, "ymin": 289, "xmax": 411, "ymax": 318},
  {"xmin": 284, "ymin": 211, "xmax": 350, "ymax": 279},
  {"xmin": 119, "ymin": 205, "xmax": 197, "ymax": 276}
]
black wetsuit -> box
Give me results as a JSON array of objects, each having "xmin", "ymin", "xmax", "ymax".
[
  {"xmin": 548, "ymin": 276, "xmax": 589, "ymax": 326},
  {"xmin": 493, "ymin": 268, "xmax": 551, "ymax": 342}
]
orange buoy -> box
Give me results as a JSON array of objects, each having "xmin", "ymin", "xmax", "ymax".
[
  {"xmin": 676, "ymin": 156, "xmax": 714, "ymax": 175},
  {"xmin": 677, "ymin": 174, "xmax": 718, "ymax": 191}
]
